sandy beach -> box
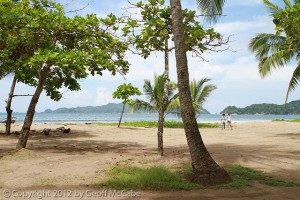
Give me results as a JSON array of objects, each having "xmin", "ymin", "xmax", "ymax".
[{"xmin": 0, "ymin": 121, "xmax": 299, "ymax": 199}]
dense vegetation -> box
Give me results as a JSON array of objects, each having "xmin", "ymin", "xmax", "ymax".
[
  {"xmin": 43, "ymin": 103, "xmax": 210, "ymax": 114},
  {"xmin": 43, "ymin": 103, "xmax": 130, "ymax": 114},
  {"xmin": 221, "ymin": 100, "xmax": 300, "ymax": 115}
]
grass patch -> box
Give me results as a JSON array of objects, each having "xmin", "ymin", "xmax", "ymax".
[
  {"xmin": 95, "ymin": 121, "xmax": 219, "ymax": 128},
  {"xmin": 272, "ymin": 118, "xmax": 300, "ymax": 122},
  {"xmin": 95, "ymin": 165, "xmax": 299, "ymax": 191},
  {"xmin": 224, "ymin": 165, "xmax": 298, "ymax": 187},
  {"xmin": 94, "ymin": 166, "xmax": 200, "ymax": 191}
]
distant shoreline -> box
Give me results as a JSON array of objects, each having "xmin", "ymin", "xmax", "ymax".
[{"xmin": 1, "ymin": 112, "xmax": 300, "ymax": 125}]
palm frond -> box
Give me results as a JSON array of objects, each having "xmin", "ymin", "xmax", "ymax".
[
  {"xmin": 129, "ymin": 99, "xmax": 156, "ymax": 112},
  {"xmin": 189, "ymin": 78, "xmax": 216, "ymax": 115},
  {"xmin": 194, "ymin": 78, "xmax": 211, "ymax": 100},
  {"xmin": 153, "ymin": 74, "xmax": 164, "ymax": 109},
  {"xmin": 258, "ymin": 49, "xmax": 294, "ymax": 77},
  {"xmin": 132, "ymin": 74, "xmax": 178, "ymax": 113},
  {"xmin": 197, "ymin": 84, "xmax": 217, "ymax": 106},
  {"xmin": 249, "ymin": 33, "xmax": 295, "ymax": 77},
  {"xmin": 262, "ymin": 0, "xmax": 281, "ymax": 14},
  {"xmin": 285, "ymin": 61, "xmax": 300, "ymax": 104},
  {"xmin": 196, "ymin": 0, "xmax": 225, "ymax": 23},
  {"xmin": 143, "ymin": 79, "xmax": 154, "ymax": 100},
  {"xmin": 249, "ymin": 33, "xmax": 288, "ymax": 59},
  {"xmin": 283, "ymin": 0, "xmax": 292, "ymax": 8},
  {"xmin": 167, "ymin": 97, "xmax": 180, "ymax": 116}
]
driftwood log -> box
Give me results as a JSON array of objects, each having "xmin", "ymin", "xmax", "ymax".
[{"xmin": 42, "ymin": 127, "xmax": 71, "ymax": 136}]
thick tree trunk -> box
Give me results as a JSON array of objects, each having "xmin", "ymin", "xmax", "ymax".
[
  {"xmin": 16, "ymin": 66, "xmax": 50, "ymax": 150},
  {"xmin": 170, "ymin": 0, "xmax": 231, "ymax": 186},
  {"xmin": 157, "ymin": 38, "xmax": 170, "ymax": 156},
  {"xmin": 118, "ymin": 101, "xmax": 126, "ymax": 128},
  {"xmin": 5, "ymin": 76, "xmax": 17, "ymax": 135}
]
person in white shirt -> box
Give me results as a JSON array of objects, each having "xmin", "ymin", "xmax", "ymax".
[{"xmin": 227, "ymin": 113, "xmax": 233, "ymax": 130}]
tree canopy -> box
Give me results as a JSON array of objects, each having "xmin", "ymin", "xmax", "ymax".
[
  {"xmin": 0, "ymin": 0, "xmax": 129, "ymax": 101},
  {"xmin": 122, "ymin": 0, "xmax": 227, "ymax": 59},
  {"xmin": 113, "ymin": 83, "xmax": 141, "ymax": 104}
]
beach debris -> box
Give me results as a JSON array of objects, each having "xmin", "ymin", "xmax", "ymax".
[{"xmin": 41, "ymin": 127, "xmax": 71, "ymax": 136}]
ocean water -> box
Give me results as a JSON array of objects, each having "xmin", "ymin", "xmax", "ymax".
[{"xmin": 1, "ymin": 112, "xmax": 300, "ymax": 124}]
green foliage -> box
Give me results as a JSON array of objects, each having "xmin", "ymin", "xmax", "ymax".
[
  {"xmin": 273, "ymin": 118, "xmax": 300, "ymax": 122},
  {"xmin": 0, "ymin": 0, "xmax": 129, "ymax": 101},
  {"xmin": 112, "ymin": 83, "xmax": 141, "ymax": 104},
  {"xmin": 122, "ymin": 0, "xmax": 226, "ymax": 58},
  {"xmin": 96, "ymin": 121, "xmax": 219, "ymax": 128},
  {"xmin": 95, "ymin": 165, "xmax": 299, "ymax": 191},
  {"xmin": 184, "ymin": 165, "xmax": 299, "ymax": 189},
  {"xmin": 169, "ymin": 78, "xmax": 217, "ymax": 116},
  {"xmin": 249, "ymin": 0, "xmax": 300, "ymax": 103},
  {"xmin": 224, "ymin": 165, "xmax": 298, "ymax": 187},
  {"xmin": 221, "ymin": 100, "xmax": 300, "ymax": 114},
  {"xmin": 130, "ymin": 74, "xmax": 178, "ymax": 113},
  {"xmin": 196, "ymin": 0, "xmax": 225, "ymax": 23},
  {"xmin": 96, "ymin": 166, "xmax": 200, "ymax": 191}
]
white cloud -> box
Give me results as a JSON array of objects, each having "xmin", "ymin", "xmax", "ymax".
[
  {"xmin": 215, "ymin": 17, "xmax": 273, "ymax": 34},
  {"xmin": 95, "ymin": 87, "xmax": 116, "ymax": 105},
  {"xmin": 192, "ymin": 63, "xmax": 226, "ymax": 80}
]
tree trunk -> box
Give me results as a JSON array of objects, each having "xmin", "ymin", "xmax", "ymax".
[
  {"xmin": 118, "ymin": 101, "xmax": 126, "ymax": 128},
  {"xmin": 157, "ymin": 38, "xmax": 170, "ymax": 156},
  {"xmin": 16, "ymin": 66, "xmax": 50, "ymax": 150},
  {"xmin": 5, "ymin": 75, "xmax": 17, "ymax": 135},
  {"xmin": 170, "ymin": 0, "xmax": 231, "ymax": 186}
]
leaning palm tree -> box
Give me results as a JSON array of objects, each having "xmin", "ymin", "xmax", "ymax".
[
  {"xmin": 249, "ymin": 0, "xmax": 300, "ymax": 104},
  {"xmin": 169, "ymin": 0, "xmax": 232, "ymax": 185}
]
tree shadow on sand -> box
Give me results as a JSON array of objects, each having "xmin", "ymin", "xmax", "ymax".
[{"xmin": 0, "ymin": 129, "xmax": 145, "ymax": 156}]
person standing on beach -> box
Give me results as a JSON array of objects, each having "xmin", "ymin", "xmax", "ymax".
[
  {"xmin": 227, "ymin": 113, "xmax": 233, "ymax": 130},
  {"xmin": 221, "ymin": 113, "xmax": 226, "ymax": 130}
]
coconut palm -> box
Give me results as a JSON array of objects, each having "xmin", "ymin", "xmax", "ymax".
[
  {"xmin": 169, "ymin": 78, "xmax": 217, "ymax": 117},
  {"xmin": 190, "ymin": 78, "xmax": 217, "ymax": 115},
  {"xmin": 169, "ymin": 0, "xmax": 231, "ymax": 185},
  {"xmin": 249, "ymin": 0, "xmax": 300, "ymax": 104},
  {"xmin": 130, "ymin": 74, "xmax": 178, "ymax": 113},
  {"xmin": 196, "ymin": 0, "xmax": 225, "ymax": 22}
]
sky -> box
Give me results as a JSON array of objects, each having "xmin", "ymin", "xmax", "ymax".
[{"xmin": 0, "ymin": 0, "xmax": 299, "ymax": 114}]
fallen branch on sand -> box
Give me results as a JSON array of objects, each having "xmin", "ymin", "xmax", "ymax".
[{"xmin": 42, "ymin": 127, "xmax": 71, "ymax": 136}]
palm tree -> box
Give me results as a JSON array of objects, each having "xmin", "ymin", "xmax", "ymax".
[
  {"xmin": 191, "ymin": 78, "xmax": 217, "ymax": 116},
  {"xmin": 131, "ymin": 74, "xmax": 178, "ymax": 113},
  {"xmin": 249, "ymin": 0, "xmax": 300, "ymax": 104},
  {"xmin": 170, "ymin": 78, "xmax": 217, "ymax": 117},
  {"xmin": 169, "ymin": 0, "xmax": 231, "ymax": 185}
]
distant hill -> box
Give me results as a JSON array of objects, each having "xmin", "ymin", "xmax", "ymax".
[
  {"xmin": 220, "ymin": 100, "xmax": 300, "ymax": 115},
  {"xmin": 43, "ymin": 103, "xmax": 129, "ymax": 113},
  {"xmin": 42, "ymin": 103, "xmax": 210, "ymax": 114}
]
